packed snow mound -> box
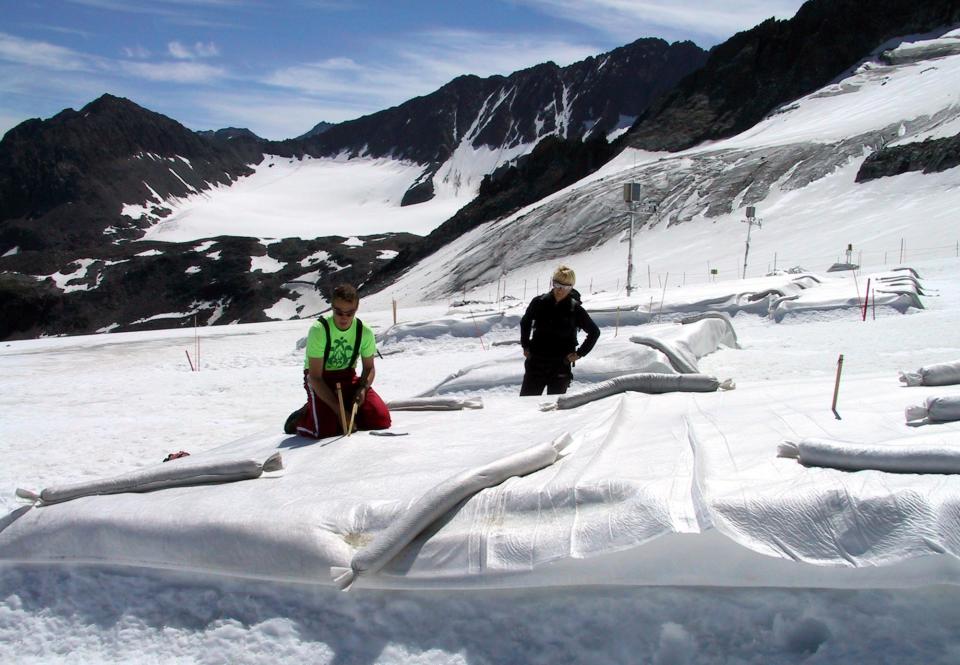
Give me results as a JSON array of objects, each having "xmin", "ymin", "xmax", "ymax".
[{"xmin": 2, "ymin": 374, "xmax": 958, "ymax": 589}]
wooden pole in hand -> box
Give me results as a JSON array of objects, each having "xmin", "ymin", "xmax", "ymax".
[
  {"xmin": 348, "ymin": 401, "xmax": 359, "ymax": 437},
  {"xmin": 335, "ymin": 382, "xmax": 349, "ymax": 434}
]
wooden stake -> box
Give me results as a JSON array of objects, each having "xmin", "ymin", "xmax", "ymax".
[
  {"xmin": 184, "ymin": 349, "xmax": 195, "ymax": 372},
  {"xmin": 831, "ymin": 354, "xmax": 844, "ymax": 420},
  {"xmin": 347, "ymin": 400, "xmax": 359, "ymax": 437},
  {"xmin": 862, "ymin": 278, "xmax": 871, "ymax": 321},
  {"xmin": 335, "ymin": 382, "xmax": 349, "ymax": 435}
]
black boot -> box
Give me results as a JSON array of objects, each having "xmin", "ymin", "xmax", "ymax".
[{"xmin": 284, "ymin": 407, "xmax": 305, "ymax": 434}]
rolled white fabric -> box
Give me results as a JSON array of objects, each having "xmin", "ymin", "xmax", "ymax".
[
  {"xmin": 905, "ymin": 395, "xmax": 960, "ymax": 424},
  {"xmin": 16, "ymin": 453, "xmax": 283, "ymax": 506},
  {"xmin": 548, "ymin": 373, "xmax": 723, "ymax": 411},
  {"xmin": 386, "ymin": 397, "xmax": 484, "ymax": 411},
  {"xmin": 330, "ymin": 434, "xmax": 571, "ymax": 591},
  {"xmin": 899, "ymin": 360, "xmax": 960, "ymax": 387},
  {"xmin": 778, "ymin": 437, "xmax": 960, "ymax": 473}
]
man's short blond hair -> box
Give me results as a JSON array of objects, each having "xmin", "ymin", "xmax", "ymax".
[{"xmin": 552, "ymin": 265, "xmax": 576, "ymax": 286}]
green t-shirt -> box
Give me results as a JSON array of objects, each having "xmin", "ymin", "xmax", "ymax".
[{"xmin": 303, "ymin": 317, "xmax": 376, "ymax": 370}]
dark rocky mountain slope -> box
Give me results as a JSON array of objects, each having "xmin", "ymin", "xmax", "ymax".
[
  {"xmin": 623, "ymin": 0, "xmax": 960, "ymax": 152},
  {"xmin": 0, "ymin": 95, "xmax": 265, "ymax": 253},
  {"xmin": 294, "ymin": 38, "xmax": 707, "ymax": 204}
]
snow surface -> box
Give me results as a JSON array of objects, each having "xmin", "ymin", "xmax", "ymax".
[{"xmin": 136, "ymin": 155, "xmax": 468, "ymax": 241}]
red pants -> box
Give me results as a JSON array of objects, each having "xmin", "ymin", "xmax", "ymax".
[{"xmin": 295, "ymin": 368, "xmax": 391, "ymax": 439}]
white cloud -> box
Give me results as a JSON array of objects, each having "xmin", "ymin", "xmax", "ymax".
[
  {"xmin": 123, "ymin": 45, "xmax": 151, "ymax": 59},
  {"xmin": 119, "ymin": 60, "xmax": 226, "ymax": 83},
  {"xmin": 188, "ymin": 90, "xmax": 356, "ymax": 139},
  {"xmin": 516, "ymin": 0, "xmax": 807, "ymax": 44},
  {"xmin": 263, "ymin": 29, "xmax": 600, "ymax": 114},
  {"xmin": 168, "ymin": 40, "xmax": 220, "ymax": 59},
  {"xmin": 0, "ymin": 31, "xmax": 97, "ymax": 71}
]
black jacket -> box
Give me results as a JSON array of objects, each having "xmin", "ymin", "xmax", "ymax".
[{"xmin": 520, "ymin": 289, "xmax": 600, "ymax": 358}]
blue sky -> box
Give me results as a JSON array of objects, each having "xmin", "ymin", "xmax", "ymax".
[{"xmin": 1, "ymin": 0, "xmax": 806, "ymax": 140}]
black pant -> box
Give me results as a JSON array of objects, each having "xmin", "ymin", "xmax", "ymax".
[{"xmin": 520, "ymin": 354, "xmax": 572, "ymax": 396}]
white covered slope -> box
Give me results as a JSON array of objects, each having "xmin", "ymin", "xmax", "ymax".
[
  {"xmin": 1, "ymin": 263, "xmax": 958, "ymax": 590},
  {"xmin": 367, "ymin": 29, "xmax": 960, "ymax": 309}
]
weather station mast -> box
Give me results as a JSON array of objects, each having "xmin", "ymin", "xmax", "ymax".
[
  {"xmin": 623, "ymin": 182, "xmax": 642, "ymax": 296},
  {"xmin": 741, "ymin": 205, "xmax": 762, "ymax": 279}
]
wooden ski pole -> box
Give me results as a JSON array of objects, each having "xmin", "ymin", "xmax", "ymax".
[
  {"xmin": 831, "ymin": 354, "xmax": 844, "ymax": 420},
  {"xmin": 335, "ymin": 382, "xmax": 349, "ymax": 434}
]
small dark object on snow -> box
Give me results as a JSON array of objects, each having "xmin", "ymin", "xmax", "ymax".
[{"xmin": 162, "ymin": 451, "xmax": 191, "ymax": 462}]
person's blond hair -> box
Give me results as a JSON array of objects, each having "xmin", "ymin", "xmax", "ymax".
[{"xmin": 552, "ymin": 265, "xmax": 576, "ymax": 286}]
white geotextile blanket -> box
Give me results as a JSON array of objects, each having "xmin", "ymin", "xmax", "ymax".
[
  {"xmin": 0, "ymin": 398, "xmax": 702, "ymax": 586},
  {"xmin": 416, "ymin": 318, "xmax": 736, "ymax": 396},
  {"xmin": 415, "ymin": 339, "xmax": 676, "ymax": 396},
  {"xmin": 332, "ymin": 435, "xmax": 570, "ymax": 590},
  {"xmin": 687, "ymin": 376, "xmax": 960, "ymax": 568},
  {"xmin": 379, "ymin": 312, "xmax": 519, "ymax": 345},
  {"xmin": 769, "ymin": 269, "xmax": 923, "ymax": 322},
  {"xmin": 900, "ymin": 360, "xmax": 960, "ymax": 387},
  {"xmin": 629, "ymin": 314, "xmax": 738, "ymax": 373},
  {"xmin": 1, "ymin": 378, "xmax": 958, "ymax": 588},
  {"xmin": 778, "ymin": 437, "xmax": 960, "ymax": 473}
]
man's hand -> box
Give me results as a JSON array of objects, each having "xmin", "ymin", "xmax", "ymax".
[
  {"xmin": 565, "ymin": 352, "xmax": 579, "ymax": 364},
  {"xmin": 523, "ymin": 348, "xmax": 530, "ymax": 358},
  {"xmin": 354, "ymin": 385, "xmax": 368, "ymax": 406}
]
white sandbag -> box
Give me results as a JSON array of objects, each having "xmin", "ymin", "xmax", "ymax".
[
  {"xmin": 778, "ymin": 437, "xmax": 960, "ymax": 473},
  {"xmin": 899, "ymin": 360, "xmax": 960, "ymax": 387},
  {"xmin": 330, "ymin": 434, "xmax": 571, "ymax": 591},
  {"xmin": 905, "ymin": 395, "xmax": 960, "ymax": 425},
  {"xmin": 386, "ymin": 397, "xmax": 484, "ymax": 411},
  {"xmin": 16, "ymin": 453, "xmax": 283, "ymax": 506},
  {"xmin": 546, "ymin": 373, "xmax": 727, "ymax": 411}
]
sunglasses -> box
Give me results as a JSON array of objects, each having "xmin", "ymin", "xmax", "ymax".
[
  {"xmin": 333, "ymin": 306, "xmax": 357, "ymax": 317},
  {"xmin": 552, "ymin": 280, "xmax": 573, "ymax": 290}
]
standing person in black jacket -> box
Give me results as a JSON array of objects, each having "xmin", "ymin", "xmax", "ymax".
[{"xmin": 519, "ymin": 265, "xmax": 600, "ymax": 396}]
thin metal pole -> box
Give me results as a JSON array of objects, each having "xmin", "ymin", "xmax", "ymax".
[{"xmin": 626, "ymin": 205, "xmax": 635, "ymax": 297}]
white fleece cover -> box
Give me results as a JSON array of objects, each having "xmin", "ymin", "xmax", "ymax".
[
  {"xmin": 2, "ymin": 372, "xmax": 959, "ymax": 589},
  {"xmin": 413, "ymin": 318, "xmax": 735, "ymax": 397},
  {"xmin": 770, "ymin": 269, "xmax": 922, "ymax": 322},
  {"xmin": 629, "ymin": 315, "xmax": 739, "ymax": 373},
  {"xmin": 333, "ymin": 435, "xmax": 569, "ymax": 590}
]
